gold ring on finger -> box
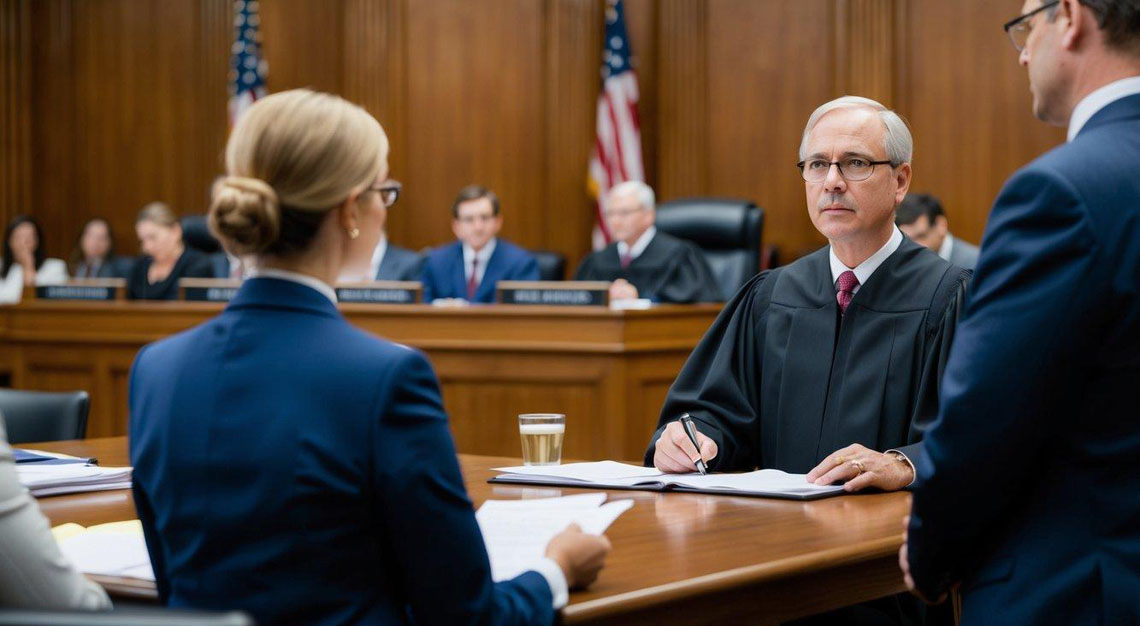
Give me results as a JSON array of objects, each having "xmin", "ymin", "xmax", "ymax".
[{"xmin": 850, "ymin": 459, "xmax": 866, "ymax": 474}]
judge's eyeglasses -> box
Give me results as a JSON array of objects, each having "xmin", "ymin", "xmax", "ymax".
[{"xmin": 796, "ymin": 156, "xmax": 893, "ymax": 183}]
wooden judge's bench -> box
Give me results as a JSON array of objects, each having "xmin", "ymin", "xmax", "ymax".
[{"xmin": 0, "ymin": 292, "xmax": 720, "ymax": 460}]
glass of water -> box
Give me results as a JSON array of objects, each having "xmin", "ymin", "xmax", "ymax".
[{"xmin": 517, "ymin": 413, "xmax": 566, "ymax": 466}]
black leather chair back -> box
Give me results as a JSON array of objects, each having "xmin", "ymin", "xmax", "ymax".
[
  {"xmin": 531, "ymin": 250, "xmax": 567, "ymax": 281},
  {"xmin": 181, "ymin": 215, "xmax": 222, "ymax": 254},
  {"xmin": 0, "ymin": 389, "xmax": 89, "ymax": 444},
  {"xmin": 655, "ymin": 198, "xmax": 764, "ymax": 301},
  {"xmin": 0, "ymin": 608, "xmax": 255, "ymax": 626}
]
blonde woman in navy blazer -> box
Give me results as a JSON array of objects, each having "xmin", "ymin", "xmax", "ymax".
[{"xmin": 129, "ymin": 89, "xmax": 609, "ymax": 626}]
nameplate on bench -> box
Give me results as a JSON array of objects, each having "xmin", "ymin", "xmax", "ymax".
[
  {"xmin": 335, "ymin": 282, "xmax": 422, "ymax": 304},
  {"xmin": 179, "ymin": 279, "xmax": 241, "ymax": 302},
  {"xmin": 496, "ymin": 281, "xmax": 611, "ymax": 306},
  {"xmin": 34, "ymin": 279, "xmax": 125, "ymax": 301}
]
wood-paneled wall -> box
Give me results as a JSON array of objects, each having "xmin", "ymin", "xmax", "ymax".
[{"xmin": 1, "ymin": 0, "xmax": 1065, "ymax": 270}]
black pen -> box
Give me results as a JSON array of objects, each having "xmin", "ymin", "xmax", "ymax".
[{"xmin": 678, "ymin": 413, "xmax": 709, "ymax": 475}]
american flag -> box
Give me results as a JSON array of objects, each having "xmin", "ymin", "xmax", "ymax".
[
  {"xmin": 228, "ymin": 0, "xmax": 268, "ymax": 127},
  {"xmin": 587, "ymin": 0, "xmax": 644, "ymax": 249}
]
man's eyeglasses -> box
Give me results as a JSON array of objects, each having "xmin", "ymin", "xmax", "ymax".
[
  {"xmin": 366, "ymin": 180, "xmax": 402, "ymax": 207},
  {"xmin": 1003, "ymin": 1, "xmax": 1059, "ymax": 52},
  {"xmin": 796, "ymin": 157, "xmax": 892, "ymax": 183}
]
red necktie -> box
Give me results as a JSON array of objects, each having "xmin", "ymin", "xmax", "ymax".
[
  {"xmin": 620, "ymin": 253, "xmax": 632, "ymax": 269},
  {"xmin": 836, "ymin": 270, "xmax": 859, "ymax": 315},
  {"xmin": 467, "ymin": 257, "xmax": 479, "ymax": 300}
]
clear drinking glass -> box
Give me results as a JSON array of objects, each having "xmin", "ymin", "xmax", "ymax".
[{"xmin": 517, "ymin": 413, "xmax": 566, "ymax": 466}]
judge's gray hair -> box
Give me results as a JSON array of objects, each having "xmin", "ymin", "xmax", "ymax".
[
  {"xmin": 798, "ymin": 96, "xmax": 913, "ymax": 166},
  {"xmin": 608, "ymin": 180, "xmax": 656, "ymax": 212}
]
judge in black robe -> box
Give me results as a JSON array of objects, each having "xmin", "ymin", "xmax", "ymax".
[
  {"xmin": 575, "ymin": 230, "xmax": 721, "ymax": 303},
  {"xmin": 574, "ymin": 181, "xmax": 721, "ymax": 303},
  {"xmin": 644, "ymin": 234, "xmax": 968, "ymax": 474}
]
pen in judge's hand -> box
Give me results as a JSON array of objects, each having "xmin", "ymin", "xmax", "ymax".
[{"xmin": 678, "ymin": 413, "xmax": 709, "ymax": 475}]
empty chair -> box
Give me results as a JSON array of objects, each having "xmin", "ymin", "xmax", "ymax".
[
  {"xmin": 655, "ymin": 198, "xmax": 764, "ymax": 301},
  {"xmin": 0, "ymin": 608, "xmax": 254, "ymax": 626},
  {"xmin": 179, "ymin": 215, "xmax": 222, "ymax": 255},
  {"xmin": 0, "ymin": 390, "xmax": 89, "ymax": 444},
  {"xmin": 531, "ymin": 250, "xmax": 567, "ymax": 281}
]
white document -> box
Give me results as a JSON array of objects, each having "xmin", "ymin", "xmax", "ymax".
[
  {"xmin": 491, "ymin": 461, "xmax": 845, "ymax": 500},
  {"xmin": 493, "ymin": 461, "xmax": 663, "ymax": 482},
  {"xmin": 54, "ymin": 520, "xmax": 155, "ymax": 582},
  {"xmin": 476, "ymin": 493, "xmax": 633, "ymax": 582},
  {"xmin": 17, "ymin": 463, "xmax": 132, "ymax": 497}
]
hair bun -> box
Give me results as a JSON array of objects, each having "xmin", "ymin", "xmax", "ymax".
[{"xmin": 208, "ymin": 176, "xmax": 281, "ymax": 256}]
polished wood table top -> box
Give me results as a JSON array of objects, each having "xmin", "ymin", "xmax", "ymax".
[{"xmin": 32, "ymin": 437, "xmax": 911, "ymax": 625}]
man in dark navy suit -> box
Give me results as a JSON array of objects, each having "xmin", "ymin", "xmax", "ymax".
[
  {"xmin": 903, "ymin": 1, "xmax": 1140, "ymax": 623},
  {"xmin": 371, "ymin": 231, "xmax": 424, "ymax": 281},
  {"xmin": 421, "ymin": 185, "xmax": 539, "ymax": 303}
]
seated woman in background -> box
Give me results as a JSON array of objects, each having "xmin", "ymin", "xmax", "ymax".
[
  {"xmin": 0, "ymin": 215, "xmax": 68, "ymax": 304},
  {"xmin": 126, "ymin": 203, "xmax": 212, "ymax": 300},
  {"xmin": 129, "ymin": 88, "xmax": 609, "ymax": 625},
  {"xmin": 0, "ymin": 413, "xmax": 111, "ymax": 609},
  {"xmin": 70, "ymin": 217, "xmax": 125, "ymax": 279}
]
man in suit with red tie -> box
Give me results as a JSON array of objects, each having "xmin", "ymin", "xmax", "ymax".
[
  {"xmin": 421, "ymin": 185, "xmax": 539, "ymax": 303},
  {"xmin": 902, "ymin": 2, "xmax": 1140, "ymax": 623}
]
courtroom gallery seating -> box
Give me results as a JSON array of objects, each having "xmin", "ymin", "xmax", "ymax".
[
  {"xmin": 0, "ymin": 608, "xmax": 255, "ymax": 626},
  {"xmin": 0, "ymin": 389, "xmax": 89, "ymax": 445},
  {"xmin": 655, "ymin": 198, "xmax": 764, "ymax": 301}
]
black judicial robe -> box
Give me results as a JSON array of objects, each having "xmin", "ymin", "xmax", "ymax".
[
  {"xmin": 574, "ymin": 231, "xmax": 722, "ymax": 303},
  {"xmin": 644, "ymin": 238, "xmax": 969, "ymax": 474}
]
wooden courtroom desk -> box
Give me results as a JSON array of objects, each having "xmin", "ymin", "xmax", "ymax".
[
  {"xmin": 0, "ymin": 300, "xmax": 720, "ymax": 460},
  {"xmin": 34, "ymin": 437, "xmax": 910, "ymax": 625}
]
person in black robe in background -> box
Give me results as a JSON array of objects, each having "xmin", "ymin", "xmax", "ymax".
[
  {"xmin": 646, "ymin": 96, "xmax": 968, "ymax": 626},
  {"xmin": 574, "ymin": 181, "xmax": 721, "ymax": 303}
]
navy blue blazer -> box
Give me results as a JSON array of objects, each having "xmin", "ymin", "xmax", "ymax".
[
  {"xmin": 376, "ymin": 243, "xmax": 424, "ymax": 282},
  {"xmin": 907, "ymin": 93, "xmax": 1140, "ymax": 624},
  {"xmin": 421, "ymin": 240, "xmax": 539, "ymax": 303},
  {"xmin": 129, "ymin": 277, "xmax": 554, "ymax": 625}
]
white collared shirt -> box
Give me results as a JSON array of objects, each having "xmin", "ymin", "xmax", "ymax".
[
  {"xmin": 616, "ymin": 226, "xmax": 656, "ymax": 263},
  {"xmin": 1068, "ymin": 76, "xmax": 1140, "ymax": 141},
  {"xmin": 368, "ymin": 235, "xmax": 389, "ymax": 280},
  {"xmin": 463, "ymin": 238, "xmax": 497, "ymax": 285},
  {"xmin": 828, "ymin": 226, "xmax": 904, "ymax": 295},
  {"xmin": 937, "ymin": 233, "xmax": 954, "ymax": 262},
  {"xmin": 249, "ymin": 268, "xmax": 338, "ymax": 305}
]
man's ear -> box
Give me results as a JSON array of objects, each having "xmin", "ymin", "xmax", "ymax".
[
  {"xmin": 894, "ymin": 163, "xmax": 913, "ymax": 205},
  {"xmin": 1059, "ymin": 0, "xmax": 1085, "ymax": 51}
]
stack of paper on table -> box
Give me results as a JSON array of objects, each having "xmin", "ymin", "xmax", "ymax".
[
  {"xmin": 490, "ymin": 461, "xmax": 845, "ymax": 501},
  {"xmin": 52, "ymin": 520, "xmax": 155, "ymax": 581},
  {"xmin": 17, "ymin": 461, "xmax": 132, "ymax": 497},
  {"xmin": 476, "ymin": 493, "xmax": 633, "ymax": 581}
]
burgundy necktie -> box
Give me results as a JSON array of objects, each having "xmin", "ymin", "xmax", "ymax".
[
  {"xmin": 620, "ymin": 252, "xmax": 632, "ymax": 269},
  {"xmin": 836, "ymin": 270, "xmax": 859, "ymax": 315},
  {"xmin": 467, "ymin": 257, "xmax": 479, "ymax": 300}
]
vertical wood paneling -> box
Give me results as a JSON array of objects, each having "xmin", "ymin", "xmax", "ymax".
[
  {"xmin": 402, "ymin": 0, "xmax": 546, "ymax": 250},
  {"xmin": 543, "ymin": 0, "xmax": 604, "ymax": 274},
  {"xmin": 258, "ymin": 1, "xmax": 342, "ymax": 94},
  {"xmin": 843, "ymin": 0, "xmax": 896, "ymax": 105},
  {"xmin": 656, "ymin": 0, "xmax": 708, "ymax": 200},
  {"xmin": 0, "ymin": 0, "xmax": 32, "ymax": 235},
  {"xmin": 898, "ymin": 1, "xmax": 1065, "ymax": 245},
  {"xmin": 343, "ymin": 0, "xmax": 412, "ymax": 246},
  {"xmin": 28, "ymin": 0, "xmax": 76, "ymax": 258},
  {"xmin": 704, "ymin": 0, "xmax": 838, "ymax": 257},
  {"xmin": 14, "ymin": 0, "xmax": 1070, "ymax": 265}
]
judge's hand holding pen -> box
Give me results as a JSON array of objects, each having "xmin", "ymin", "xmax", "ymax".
[
  {"xmin": 653, "ymin": 419, "xmax": 718, "ymax": 473},
  {"xmin": 806, "ymin": 443, "xmax": 915, "ymax": 492}
]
